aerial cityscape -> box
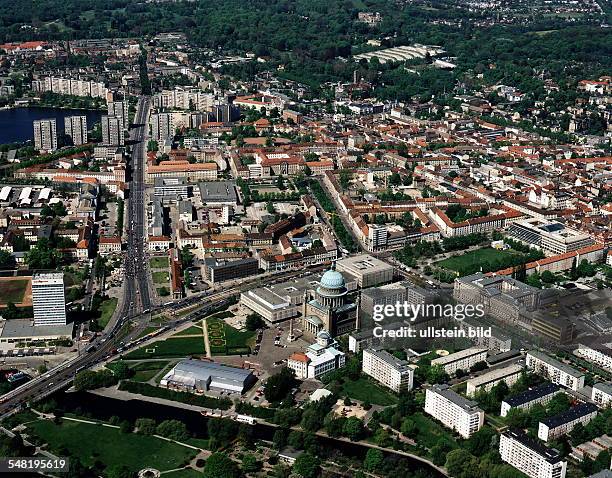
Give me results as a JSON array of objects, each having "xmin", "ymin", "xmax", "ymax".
[{"xmin": 0, "ymin": 0, "xmax": 610, "ymax": 477}]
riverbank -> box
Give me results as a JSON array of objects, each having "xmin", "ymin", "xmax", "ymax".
[{"xmin": 87, "ymin": 386, "xmax": 448, "ymax": 476}]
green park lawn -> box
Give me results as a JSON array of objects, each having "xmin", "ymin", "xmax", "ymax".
[
  {"xmin": 124, "ymin": 336, "xmax": 206, "ymax": 360},
  {"xmin": 149, "ymin": 256, "xmax": 170, "ymax": 269},
  {"xmin": 341, "ymin": 378, "xmax": 398, "ymax": 406},
  {"xmin": 436, "ymin": 247, "xmax": 523, "ymax": 276},
  {"xmin": 98, "ymin": 298, "xmax": 118, "ymax": 328},
  {"xmin": 27, "ymin": 419, "xmax": 197, "ymax": 472},
  {"xmin": 152, "ymin": 271, "xmax": 170, "ymax": 284},
  {"xmin": 207, "ymin": 318, "xmax": 254, "ymax": 356},
  {"xmin": 175, "ymin": 326, "xmax": 203, "ymax": 336},
  {"xmin": 0, "ymin": 279, "xmax": 29, "ymax": 305},
  {"xmin": 129, "ymin": 360, "xmax": 171, "ymax": 382}
]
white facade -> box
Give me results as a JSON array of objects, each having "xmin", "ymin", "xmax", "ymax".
[
  {"xmin": 537, "ymin": 404, "xmax": 598, "ymax": 442},
  {"xmin": 500, "ymin": 430, "xmax": 567, "ymax": 478},
  {"xmin": 108, "ymin": 101, "xmax": 129, "ymax": 131},
  {"xmin": 33, "ymin": 118, "xmax": 57, "ymax": 151},
  {"xmin": 592, "ymin": 382, "xmax": 612, "ymax": 407},
  {"xmin": 500, "ymin": 383, "xmax": 561, "ymax": 418},
  {"xmin": 431, "ymin": 347, "xmax": 488, "ymax": 375},
  {"xmin": 526, "ymin": 350, "xmax": 585, "ymax": 391},
  {"xmin": 362, "ymin": 348, "xmax": 413, "ymax": 393},
  {"xmin": 101, "ymin": 115, "xmax": 125, "ymax": 146},
  {"xmin": 466, "ymin": 363, "xmax": 523, "ymax": 396},
  {"xmin": 424, "ymin": 384, "xmax": 484, "ymax": 438},
  {"xmin": 576, "ymin": 345, "xmax": 612, "ymax": 372},
  {"xmin": 32, "ymin": 272, "xmax": 66, "ymax": 326},
  {"xmin": 64, "ymin": 115, "xmax": 88, "ymax": 146}
]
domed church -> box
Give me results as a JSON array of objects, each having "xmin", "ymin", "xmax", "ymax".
[{"xmin": 302, "ymin": 264, "xmax": 358, "ymax": 338}]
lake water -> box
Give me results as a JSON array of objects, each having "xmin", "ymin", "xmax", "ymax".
[{"xmin": 0, "ymin": 107, "xmax": 104, "ymax": 144}]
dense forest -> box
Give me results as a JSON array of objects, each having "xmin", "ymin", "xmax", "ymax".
[{"xmin": 1, "ymin": 1, "xmax": 610, "ymax": 100}]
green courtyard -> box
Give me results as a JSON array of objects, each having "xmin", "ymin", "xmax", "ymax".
[
  {"xmin": 341, "ymin": 377, "xmax": 398, "ymax": 406},
  {"xmin": 149, "ymin": 256, "xmax": 170, "ymax": 269},
  {"xmin": 152, "ymin": 271, "xmax": 170, "ymax": 284}
]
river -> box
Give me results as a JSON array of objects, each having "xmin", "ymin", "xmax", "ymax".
[
  {"xmin": 49, "ymin": 390, "xmax": 445, "ymax": 477},
  {"xmin": 0, "ymin": 107, "xmax": 104, "ymax": 144}
]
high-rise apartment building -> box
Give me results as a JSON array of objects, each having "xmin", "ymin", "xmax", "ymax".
[
  {"xmin": 32, "ymin": 272, "xmax": 67, "ymax": 326},
  {"xmin": 108, "ymin": 101, "xmax": 129, "ymax": 131},
  {"xmin": 33, "ymin": 118, "xmax": 58, "ymax": 151},
  {"xmin": 64, "ymin": 115, "xmax": 88, "ymax": 145},
  {"xmin": 362, "ymin": 348, "xmax": 413, "ymax": 393},
  {"xmin": 151, "ymin": 113, "xmax": 173, "ymax": 142},
  {"xmin": 424, "ymin": 384, "xmax": 484, "ymax": 438},
  {"xmin": 500, "ymin": 429, "xmax": 567, "ymax": 478},
  {"xmin": 101, "ymin": 115, "xmax": 124, "ymax": 146}
]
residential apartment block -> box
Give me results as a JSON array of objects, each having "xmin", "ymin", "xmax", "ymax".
[
  {"xmin": 101, "ymin": 115, "xmax": 125, "ymax": 146},
  {"xmin": 431, "ymin": 347, "xmax": 488, "ymax": 376},
  {"xmin": 64, "ymin": 115, "xmax": 88, "ymax": 146},
  {"xmin": 526, "ymin": 350, "xmax": 585, "ymax": 391},
  {"xmin": 33, "ymin": 118, "xmax": 57, "ymax": 151},
  {"xmin": 424, "ymin": 384, "xmax": 484, "ymax": 438},
  {"xmin": 500, "ymin": 429, "xmax": 567, "ymax": 478},
  {"xmin": 576, "ymin": 345, "xmax": 612, "ymax": 372},
  {"xmin": 538, "ymin": 403, "xmax": 598, "ymax": 442},
  {"xmin": 592, "ymin": 382, "xmax": 612, "ymax": 408},
  {"xmin": 362, "ymin": 348, "xmax": 414, "ymax": 393},
  {"xmin": 500, "ymin": 383, "xmax": 561, "ymax": 418},
  {"xmin": 466, "ymin": 363, "xmax": 523, "ymax": 397}
]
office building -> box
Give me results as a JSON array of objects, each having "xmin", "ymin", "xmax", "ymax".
[
  {"xmin": 466, "ymin": 363, "xmax": 523, "ymax": 397},
  {"xmin": 205, "ymin": 257, "xmax": 259, "ymax": 284},
  {"xmin": 532, "ymin": 316, "xmax": 575, "ymax": 344},
  {"xmin": 101, "ymin": 115, "xmax": 124, "ymax": 146},
  {"xmin": 362, "ymin": 348, "xmax": 414, "ymax": 393},
  {"xmin": 108, "ymin": 101, "xmax": 129, "ymax": 130},
  {"xmin": 154, "ymin": 177, "xmax": 191, "ymax": 198},
  {"xmin": 526, "ymin": 350, "xmax": 585, "ymax": 391},
  {"xmin": 425, "ymin": 384, "xmax": 484, "ymax": 438},
  {"xmin": 33, "ymin": 118, "xmax": 57, "ymax": 151},
  {"xmin": 592, "ymin": 382, "xmax": 612, "ymax": 407},
  {"xmin": 335, "ymin": 254, "xmax": 394, "ymax": 288},
  {"xmin": 287, "ymin": 331, "xmax": 345, "ymax": 379},
  {"xmin": 160, "ymin": 359, "xmax": 255, "ymax": 394},
  {"xmin": 198, "ymin": 181, "xmax": 238, "ymax": 206},
  {"xmin": 538, "ymin": 403, "xmax": 598, "ymax": 442},
  {"xmin": 32, "ymin": 272, "xmax": 67, "ymax": 326},
  {"xmin": 431, "ymin": 347, "xmax": 488, "ymax": 376},
  {"xmin": 63, "ymin": 115, "xmax": 88, "ymax": 146},
  {"xmin": 500, "ymin": 429, "xmax": 567, "ymax": 478},
  {"xmin": 508, "ymin": 219, "xmax": 594, "ymax": 255},
  {"xmin": 360, "ymin": 280, "xmax": 433, "ymax": 318},
  {"xmin": 501, "ymin": 383, "xmax": 561, "ymax": 418}
]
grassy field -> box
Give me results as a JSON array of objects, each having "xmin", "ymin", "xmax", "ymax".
[
  {"xmin": 410, "ymin": 413, "xmax": 458, "ymax": 450},
  {"xmin": 150, "ymin": 256, "xmax": 170, "ymax": 269},
  {"xmin": 152, "ymin": 271, "xmax": 170, "ymax": 284},
  {"xmin": 27, "ymin": 418, "xmax": 197, "ymax": 472},
  {"xmin": 98, "ymin": 298, "xmax": 118, "ymax": 328},
  {"xmin": 129, "ymin": 360, "xmax": 171, "ymax": 382},
  {"xmin": 341, "ymin": 378, "xmax": 398, "ymax": 406},
  {"xmin": 175, "ymin": 326, "xmax": 203, "ymax": 336},
  {"xmin": 207, "ymin": 318, "xmax": 254, "ymax": 356},
  {"xmin": 124, "ymin": 336, "xmax": 206, "ymax": 360},
  {"xmin": 163, "ymin": 470, "xmax": 204, "ymax": 478},
  {"xmin": 0, "ymin": 278, "xmax": 29, "ymax": 305},
  {"xmin": 436, "ymin": 247, "xmax": 522, "ymax": 275}
]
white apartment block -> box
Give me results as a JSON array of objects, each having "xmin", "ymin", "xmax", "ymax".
[
  {"xmin": 424, "ymin": 384, "xmax": 484, "ymax": 438},
  {"xmin": 32, "ymin": 77, "xmax": 108, "ymax": 99},
  {"xmin": 152, "ymin": 113, "xmax": 173, "ymax": 142},
  {"xmin": 500, "ymin": 430, "xmax": 567, "ymax": 478},
  {"xmin": 526, "ymin": 350, "xmax": 585, "ymax": 391},
  {"xmin": 431, "ymin": 347, "xmax": 488, "ymax": 375},
  {"xmin": 466, "ymin": 363, "xmax": 523, "ymax": 397},
  {"xmin": 576, "ymin": 345, "xmax": 612, "ymax": 372},
  {"xmin": 501, "ymin": 382, "xmax": 561, "ymax": 418},
  {"xmin": 32, "ymin": 272, "xmax": 67, "ymax": 326},
  {"xmin": 64, "ymin": 115, "xmax": 88, "ymax": 146},
  {"xmin": 154, "ymin": 88, "xmax": 216, "ymax": 111},
  {"xmin": 101, "ymin": 115, "xmax": 125, "ymax": 146},
  {"xmin": 591, "ymin": 383, "xmax": 612, "ymax": 408},
  {"xmin": 108, "ymin": 101, "xmax": 129, "ymax": 131},
  {"xmin": 33, "ymin": 118, "xmax": 57, "ymax": 151},
  {"xmin": 538, "ymin": 403, "xmax": 598, "ymax": 442},
  {"xmin": 362, "ymin": 348, "xmax": 414, "ymax": 393}
]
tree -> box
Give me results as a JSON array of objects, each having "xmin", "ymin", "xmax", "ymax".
[
  {"xmin": 401, "ymin": 418, "xmax": 417, "ymax": 437},
  {"xmin": 342, "ymin": 416, "xmax": 364, "ymax": 441},
  {"xmin": 293, "ymin": 452, "xmax": 320, "ymax": 478},
  {"xmin": 465, "ymin": 427, "xmax": 496, "ymax": 457},
  {"xmin": 203, "ymin": 452, "xmax": 241, "ymax": 478},
  {"xmin": 273, "ymin": 428, "xmax": 287, "ymax": 450},
  {"xmin": 445, "ymin": 449, "xmax": 479, "ymax": 478},
  {"xmin": 119, "ymin": 420, "xmax": 133, "ymax": 434},
  {"xmin": 264, "ymin": 367, "xmax": 297, "ymax": 403},
  {"xmin": 0, "ymin": 250, "xmax": 15, "ymax": 269},
  {"xmin": 135, "ymin": 418, "xmax": 156, "ymax": 435},
  {"xmin": 541, "ymin": 270, "xmax": 555, "ymax": 284},
  {"xmin": 156, "ymin": 420, "xmax": 189, "ymax": 442},
  {"xmin": 106, "ymin": 465, "xmax": 135, "ymax": 478},
  {"xmin": 363, "ymin": 448, "xmax": 384, "ymax": 471},
  {"xmin": 25, "ymin": 238, "xmax": 60, "ymax": 269},
  {"xmin": 107, "ymin": 361, "xmax": 131, "ymax": 380},
  {"xmin": 241, "ymin": 453, "xmax": 261, "ymax": 473}
]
